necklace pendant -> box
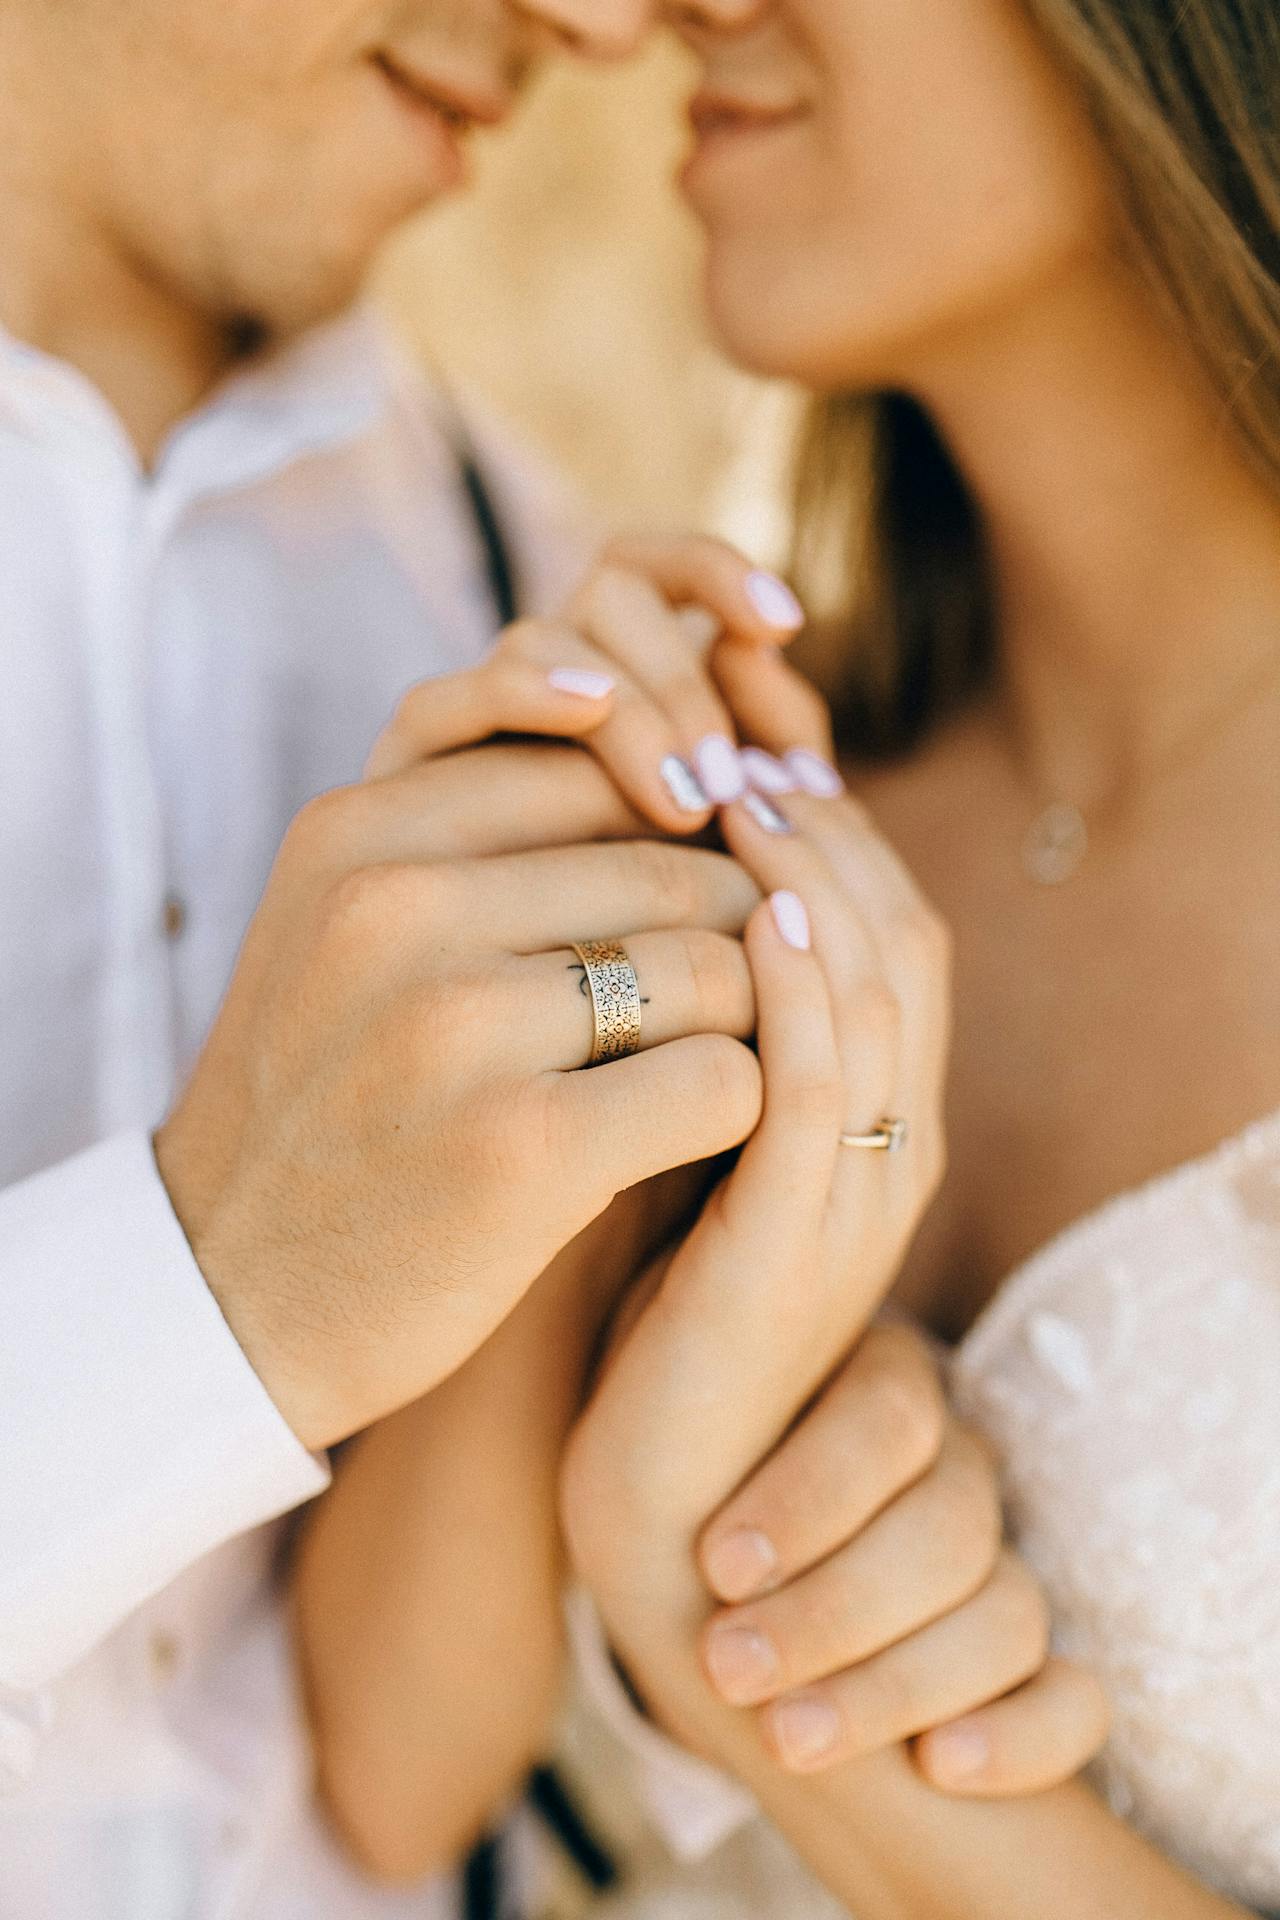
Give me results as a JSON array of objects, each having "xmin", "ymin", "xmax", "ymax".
[{"xmin": 1023, "ymin": 802, "xmax": 1089, "ymax": 885}]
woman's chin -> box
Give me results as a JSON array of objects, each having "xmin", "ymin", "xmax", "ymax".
[{"xmin": 701, "ymin": 255, "xmax": 874, "ymax": 390}]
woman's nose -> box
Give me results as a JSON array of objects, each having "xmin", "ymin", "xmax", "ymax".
[{"xmin": 514, "ymin": 0, "xmax": 764, "ymax": 58}]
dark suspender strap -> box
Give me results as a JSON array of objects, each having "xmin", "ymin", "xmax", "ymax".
[
  {"xmin": 457, "ymin": 445, "xmax": 522, "ymax": 632},
  {"xmin": 454, "ymin": 438, "xmax": 621, "ymax": 1919},
  {"xmin": 462, "ymin": 1833, "xmax": 503, "ymax": 1920},
  {"xmin": 528, "ymin": 1764, "xmax": 620, "ymax": 1893}
]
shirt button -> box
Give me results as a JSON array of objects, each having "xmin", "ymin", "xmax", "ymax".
[
  {"xmin": 149, "ymin": 1629, "xmax": 181, "ymax": 1682},
  {"xmin": 161, "ymin": 894, "xmax": 188, "ymax": 941}
]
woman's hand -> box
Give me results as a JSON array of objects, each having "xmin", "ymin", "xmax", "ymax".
[
  {"xmin": 561, "ymin": 784, "xmax": 952, "ymax": 1726},
  {"xmin": 562, "ymin": 789, "xmax": 1108, "ymax": 1802},
  {"xmin": 696, "ymin": 1320, "xmax": 1110, "ymax": 1794},
  {"xmin": 364, "ymin": 534, "xmax": 837, "ymax": 829}
]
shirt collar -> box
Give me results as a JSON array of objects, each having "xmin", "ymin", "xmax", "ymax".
[{"xmin": 0, "ymin": 303, "xmax": 392, "ymax": 508}]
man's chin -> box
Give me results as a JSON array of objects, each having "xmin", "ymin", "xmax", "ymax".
[{"xmin": 216, "ymin": 248, "xmax": 385, "ymax": 352}]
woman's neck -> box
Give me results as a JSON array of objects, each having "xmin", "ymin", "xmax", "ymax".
[{"xmin": 907, "ymin": 260, "xmax": 1280, "ymax": 809}]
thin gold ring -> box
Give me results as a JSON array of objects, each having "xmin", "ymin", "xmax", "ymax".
[
  {"xmin": 571, "ymin": 939, "xmax": 643, "ymax": 1067},
  {"xmin": 839, "ymin": 1118, "xmax": 909, "ymax": 1153}
]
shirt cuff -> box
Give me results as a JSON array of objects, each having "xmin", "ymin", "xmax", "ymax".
[
  {"xmin": 0, "ymin": 1131, "xmax": 330, "ymax": 1690},
  {"xmin": 565, "ymin": 1587, "xmax": 758, "ymax": 1863}
]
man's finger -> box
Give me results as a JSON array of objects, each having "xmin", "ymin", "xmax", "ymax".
[
  {"xmin": 440, "ymin": 839, "xmax": 761, "ymax": 952},
  {"xmin": 913, "ymin": 1657, "xmax": 1112, "ymax": 1797}
]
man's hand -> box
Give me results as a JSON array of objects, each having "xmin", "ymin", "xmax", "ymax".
[{"xmin": 155, "ymin": 753, "xmax": 763, "ymax": 1453}]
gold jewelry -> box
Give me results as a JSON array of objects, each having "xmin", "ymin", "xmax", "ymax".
[
  {"xmin": 839, "ymin": 1118, "xmax": 908, "ymax": 1153},
  {"xmin": 1019, "ymin": 642, "xmax": 1280, "ymax": 886},
  {"xmin": 571, "ymin": 939, "xmax": 643, "ymax": 1067}
]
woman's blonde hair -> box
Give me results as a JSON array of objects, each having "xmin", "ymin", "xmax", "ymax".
[{"xmin": 791, "ymin": 0, "xmax": 1280, "ymax": 757}]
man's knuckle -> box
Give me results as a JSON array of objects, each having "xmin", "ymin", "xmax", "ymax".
[
  {"xmin": 697, "ymin": 1037, "xmax": 764, "ymax": 1133},
  {"xmin": 286, "ymin": 784, "xmax": 361, "ymax": 867},
  {"xmin": 857, "ymin": 1660, "xmax": 918, "ymax": 1743},
  {"xmin": 867, "ymin": 1348, "xmax": 946, "ymax": 1472},
  {"xmin": 988, "ymin": 1557, "xmax": 1052, "ymax": 1669},
  {"xmin": 394, "ymin": 678, "xmax": 442, "ymax": 736},
  {"xmin": 628, "ymin": 837, "xmax": 698, "ymax": 918},
  {"xmin": 319, "ymin": 860, "xmax": 403, "ymax": 945},
  {"xmin": 673, "ymin": 929, "xmax": 743, "ymax": 1026}
]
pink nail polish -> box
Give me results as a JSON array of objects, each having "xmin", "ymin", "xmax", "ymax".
[
  {"xmin": 548, "ymin": 667, "xmax": 616, "ymax": 700},
  {"xmin": 746, "ymin": 570, "xmax": 805, "ymax": 633},
  {"xmin": 694, "ymin": 733, "xmax": 747, "ymax": 804},
  {"xmin": 740, "ymin": 747, "xmax": 797, "ymax": 795},
  {"xmin": 784, "ymin": 747, "xmax": 844, "ymax": 798},
  {"xmin": 704, "ymin": 1528, "xmax": 779, "ymax": 1602},
  {"xmin": 661, "ymin": 755, "xmax": 711, "ymax": 813},
  {"xmin": 741, "ymin": 790, "xmax": 792, "ymax": 835},
  {"xmin": 770, "ymin": 890, "xmax": 810, "ymax": 951}
]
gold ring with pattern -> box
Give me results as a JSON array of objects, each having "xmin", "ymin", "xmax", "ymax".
[{"xmin": 571, "ymin": 939, "xmax": 643, "ymax": 1067}]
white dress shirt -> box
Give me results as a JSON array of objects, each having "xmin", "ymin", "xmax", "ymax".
[{"xmin": 0, "ymin": 306, "xmax": 585, "ymax": 1918}]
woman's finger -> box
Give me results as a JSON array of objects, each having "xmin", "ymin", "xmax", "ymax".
[
  {"xmin": 720, "ymin": 795, "xmax": 905, "ymax": 1329},
  {"xmin": 712, "ymin": 640, "xmax": 836, "ymax": 762},
  {"xmin": 913, "ymin": 1657, "xmax": 1112, "ymax": 1798},
  {"xmin": 785, "ymin": 789, "xmax": 953, "ymax": 1188},
  {"xmin": 720, "ymin": 795, "xmax": 899, "ymax": 1141},
  {"xmin": 754, "ymin": 1552, "xmax": 1051, "ymax": 1774},
  {"xmin": 736, "ymin": 787, "xmax": 951, "ymax": 1264},
  {"xmin": 568, "ymin": 566, "xmax": 744, "ymax": 818},
  {"xmin": 700, "ymin": 1425, "xmax": 1002, "ymax": 1706},
  {"xmin": 698, "ymin": 1321, "xmax": 947, "ymax": 1603},
  {"xmin": 364, "ymin": 637, "xmax": 618, "ymax": 780},
  {"xmin": 599, "ymin": 533, "xmax": 806, "ymax": 646},
  {"xmin": 505, "ymin": 928, "xmax": 754, "ymax": 1074}
]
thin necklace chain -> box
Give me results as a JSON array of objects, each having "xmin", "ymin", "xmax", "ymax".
[{"xmin": 1018, "ymin": 638, "xmax": 1280, "ymax": 885}]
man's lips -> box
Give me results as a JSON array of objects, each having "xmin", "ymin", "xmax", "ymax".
[{"xmin": 372, "ymin": 51, "xmax": 514, "ymax": 133}]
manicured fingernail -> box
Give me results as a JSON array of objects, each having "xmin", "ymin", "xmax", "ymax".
[
  {"xmin": 746, "ymin": 570, "xmax": 805, "ymax": 633},
  {"xmin": 661, "ymin": 754, "xmax": 711, "ymax": 814},
  {"xmin": 694, "ymin": 733, "xmax": 747, "ymax": 804},
  {"xmin": 548, "ymin": 667, "xmax": 616, "ymax": 700},
  {"xmin": 739, "ymin": 747, "xmax": 797, "ymax": 795},
  {"xmin": 771, "ymin": 890, "xmax": 810, "ymax": 950},
  {"xmin": 769, "ymin": 1695, "xmax": 842, "ymax": 1769},
  {"xmin": 742, "ymin": 790, "xmax": 792, "ymax": 835},
  {"xmin": 704, "ymin": 1624, "xmax": 780, "ymax": 1704},
  {"xmin": 704, "ymin": 1528, "xmax": 779, "ymax": 1602},
  {"xmin": 784, "ymin": 748, "xmax": 844, "ymax": 798},
  {"xmin": 927, "ymin": 1722, "xmax": 990, "ymax": 1781}
]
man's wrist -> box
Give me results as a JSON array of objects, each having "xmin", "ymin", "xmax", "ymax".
[{"xmin": 153, "ymin": 1124, "xmax": 341, "ymax": 1453}]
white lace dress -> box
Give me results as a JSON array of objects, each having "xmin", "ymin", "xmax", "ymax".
[{"xmin": 557, "ymin": 1107, "xmax": 1280, "ymax": 1919}]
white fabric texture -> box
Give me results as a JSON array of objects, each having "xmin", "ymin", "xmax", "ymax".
[
  {"xmin": 949, "ymin": 1107, "xmax": 1280, "ymax": 1913},
  {"xmin": 0, "ymin": 307, "xmax": 584, "ymax": 1918},
  {"xmin": 570, "ymin": 1109, "xmax": 1280, "ymax": 1917}
]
